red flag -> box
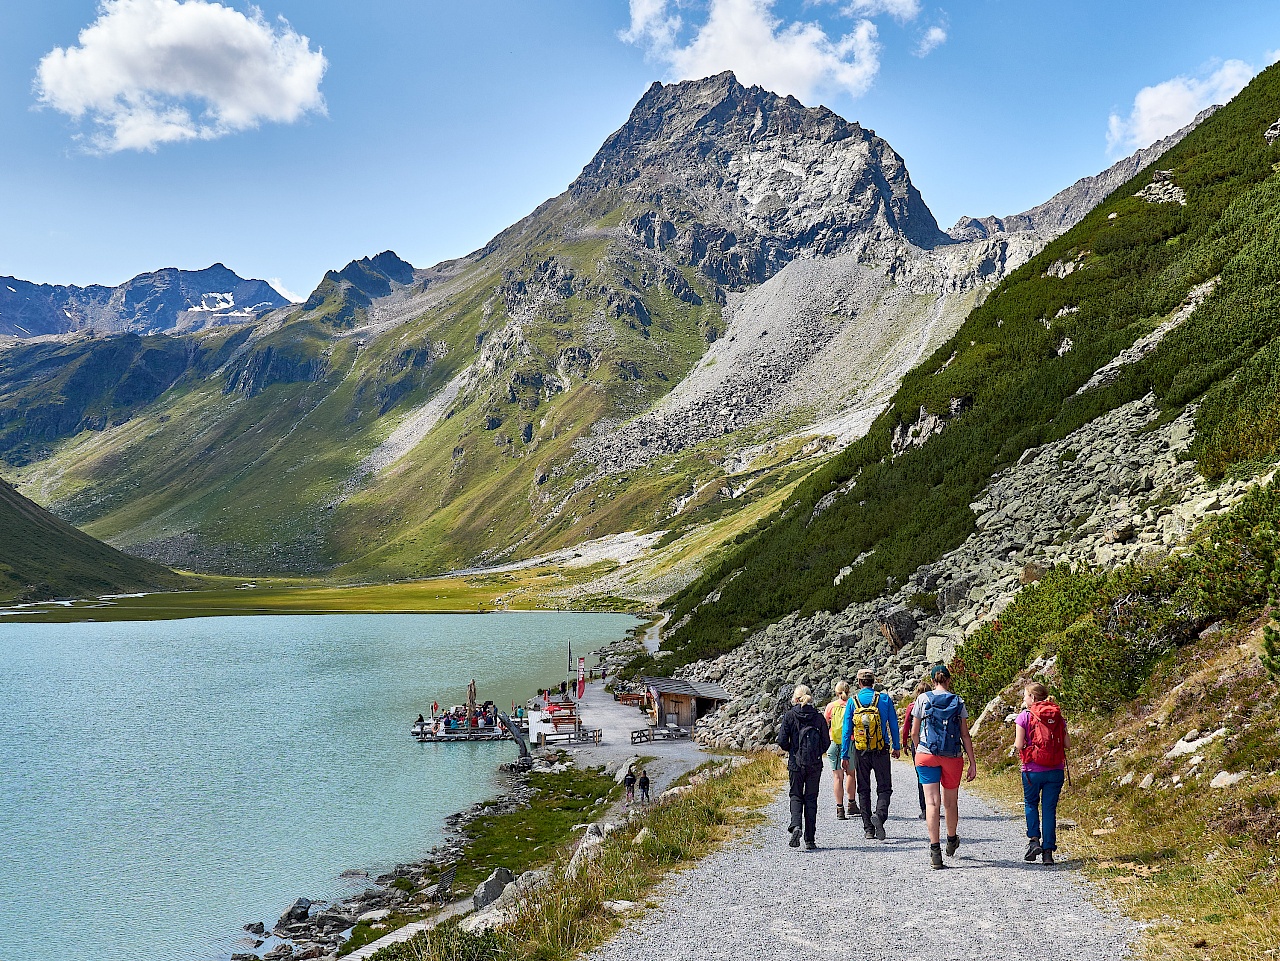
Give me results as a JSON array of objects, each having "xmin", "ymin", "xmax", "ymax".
[{"xmin": 577, "ymin": 656, "xmax": 586, "ymax": 699}]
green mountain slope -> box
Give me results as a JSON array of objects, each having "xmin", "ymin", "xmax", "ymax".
[
  {"xmin": 0, "ymin": 476, "xmax": 187, "ymax": 603},
  {"xmin": 663, "ymin": 61, "xmax": 1280, "ymax": 664},
  {"xmin": 6, "ymin": 74, "xmax": 951, "ymax": 578}
]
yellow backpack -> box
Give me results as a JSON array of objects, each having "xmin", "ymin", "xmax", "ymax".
[
  {"xmin": 851, "ymin": 692, "xmax": 886, "ymax": 752},
  {"xmin": 827, "ymin": 697, "xmax": 847, "ymax": 744}
]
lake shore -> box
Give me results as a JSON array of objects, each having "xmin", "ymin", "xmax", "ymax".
[{"xmin": 230, "ymin": 624, "xmax": 676, "ymax": 961}]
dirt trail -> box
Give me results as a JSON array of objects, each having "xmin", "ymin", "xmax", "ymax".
[{"xmin": 590, "ymin": 759, "xmax": 1136, "ymax": 961}]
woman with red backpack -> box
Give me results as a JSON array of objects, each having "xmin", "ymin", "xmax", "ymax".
[{"xmin": 1014, "ymin": 682, "xmax": 1070, "ymax": 865}]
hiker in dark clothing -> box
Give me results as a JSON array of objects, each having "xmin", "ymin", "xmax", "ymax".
[{"xmin": 777, "ymin": 684, "xmax": 831, "ymax": 850}]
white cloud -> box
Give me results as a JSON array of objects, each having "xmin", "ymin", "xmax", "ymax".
[
  {"xmin": 621, "ymin": 0, "xmax": 881, "ymax": 103},
  {"xmin": 914, "ymin": 25, "xmax": 946, "ymax": 57},
  {"xmin": 35, "ymin": 0, "xmax": 327, "ymax": 153},
  {"xmin": 1106, "ymin": 59, "xmax": 1255, "ymax": 155},
  {"xmin": 620, "ymin": 0, "xmax": 682, "ymax": 49},
  {"xmin": 267, "ymin": 278, "xmax": 303, "ymax": 303},
  {"xmin": 841, "ymin": 0, "xmax": 920, "ymax": 21}
]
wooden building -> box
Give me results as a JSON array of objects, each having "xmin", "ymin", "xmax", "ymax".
[{"xmin": 640, "ymin": 676, "xmax": 732, "ymax": 729}]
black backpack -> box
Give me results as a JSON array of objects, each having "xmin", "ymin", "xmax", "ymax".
[{"xmin": 795, "ymin": 712, "xmax": 825, "ymax": 771}]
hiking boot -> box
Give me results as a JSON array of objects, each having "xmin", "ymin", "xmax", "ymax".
[
  {"xmin": 864, "ymin": 827, "xmax": 876, "ymax": 840},
  {"xmin": 1042, "ymin": 849, "xmax": 1056, "ymax": 865},
  {"xmin": 1025, "ymin": 839, "xmax": 1043, "ymax": 862},
  {"xmin": 805, "ymin": 839, "xmax": 818, "ymax": 851},
  {"xmin": 871, "ymin": 814, "xmax": 887, "ymax": 840},
  {"xmin": 835, "ymin": 802, "xmax": 847, "ymax": 821},
  {"xmin": 788, "ymin": 826, "xmax": 802, "ymax": 848},
  {"xmin": 917, "ymin": 809, "xmax": 926, "ymax": 820},
  {"xmin": 945, "ymin": 834, "xmax": 960, "ymax": 857},
  {"xmin": 930, "ymin": 844, "xmax": 946, "ymax": 869},
  {"xmin": 848, "ymin": 802, "xmax": 861, "ymax": 816}
]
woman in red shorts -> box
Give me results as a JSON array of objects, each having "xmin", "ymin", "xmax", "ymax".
[{"xmin": 911, "ymin": 664, "xmax": 977, "ymax": 869}]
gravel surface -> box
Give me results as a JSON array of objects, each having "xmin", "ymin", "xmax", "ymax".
[{"xmin": 590, "ymin": 759, "xmax": 1137, "ymax": 961}]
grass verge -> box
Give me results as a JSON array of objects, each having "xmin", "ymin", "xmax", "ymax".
[
  {"xmin": 338, "ymin": 764, "xmax": 621, "ymax": 956},
  {"xmin": 370, "ymin": 752, "xmax": 785, "ymax": 961},
  {"xmin": 0, "ymin": 565, "xmax": 652, "ymax": 623},
  {"xmin": 968, "ymin": 619, "xmax": 1280, "ymax": 961}
]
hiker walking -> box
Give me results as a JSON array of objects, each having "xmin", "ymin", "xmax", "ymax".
[
  {"xmin": 912, "ymin": 664, "xmax": 977, "ymax": 868},
  {"xmin": 623, "ymin": 765, "xmax": 637, "ymax": 805},
  {"xmin": 777, "ymin": 684, "xmax": 831, "ymax": 850},
  {"xmin": 900, "ymin": 676, "xmax": 932, "ymax": 819},
  {"xmin": 1015, "ymin": 681, "xmax": 1069, "ymax": 865},
  {"xmin": 823, "ymin": 680, "xmax": 858, "ymax": 820},
  {"xmin": 638, "ymin": 768, "xmax": 650, "ymax": 803},
  {"xmin": 841, "ymin": 668, "xmax": 900, "ymax": 840}
]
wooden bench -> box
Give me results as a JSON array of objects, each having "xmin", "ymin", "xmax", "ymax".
[
  {"xmin": 630, "ymin": 727, "xmax": 654, "ymax": 744},
  {"xmin": 617, "ymin": 692, "xmax": 646, "ymax": 707},
  {"xmin": 549, "ymin": 713, "xmax": 581, "ymax": 732}
]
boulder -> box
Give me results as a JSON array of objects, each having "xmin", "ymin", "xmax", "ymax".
[
  {"xmin": 876, "ymin": 608, "xmax": 917, "ymax": 651},
  {"xmin": 473, "ymin": 867, "xmax": 515, "ymax": 911},
  {"xmin": 276, "ymin": 897, "xmax": 311, "ymax": 929}
]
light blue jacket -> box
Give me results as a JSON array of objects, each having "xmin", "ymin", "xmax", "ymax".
[{"xmin": 841, "ymin": 687, "xmax": 901, "ymax": 759}]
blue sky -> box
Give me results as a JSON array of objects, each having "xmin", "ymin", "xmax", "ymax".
[{"xmin": 2, "ymin": 1, "xmax": 1279, "ymax": 300}]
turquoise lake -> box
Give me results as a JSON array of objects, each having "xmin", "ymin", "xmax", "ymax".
[{"xmin": 0, "ymin": 611, "xmax": 637, "ymax": 961}]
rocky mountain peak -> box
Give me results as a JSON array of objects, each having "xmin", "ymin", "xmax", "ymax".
[
  {"xmin": 569, "ymin": 72, "xmax": 950, "ymax": 288},
  {"xmin": 0, "ymin": 264, "xmax": 288, "ymax": 338}
]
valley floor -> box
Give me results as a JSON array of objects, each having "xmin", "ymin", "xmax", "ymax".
[{"xmin": 589, "ymin": 760, "xmax": 1136, "ymax": 961}]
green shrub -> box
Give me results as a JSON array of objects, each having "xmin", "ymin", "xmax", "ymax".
[{"xmin": 954, "ymin": 480, "xmax": 1280, "ymax": 708}]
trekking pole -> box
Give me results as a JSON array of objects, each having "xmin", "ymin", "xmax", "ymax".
[{"xmin": 1065, "ymin": 758, "xmax": 1073, "ymax": 789}]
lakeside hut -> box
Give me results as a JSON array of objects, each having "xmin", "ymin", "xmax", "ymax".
[{"xmin": 640, "ymin": 676, "xmax": 732, "ymax": 729}]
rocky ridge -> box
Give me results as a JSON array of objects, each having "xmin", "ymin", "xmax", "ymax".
[
  {"xmin": 0, "ymin": 263, "xmax": 288, "ymax": 338},
  {"xmin": 948, "ymin": 108, "xmax": 1215, "ymax": 242},
  {"xmin": 571, "ymin": 108, "xmax": 1213, "ymax": 482},
  {"xmin": 685, "ymin": 393, "xmax": 1269, "ymax": 751}
]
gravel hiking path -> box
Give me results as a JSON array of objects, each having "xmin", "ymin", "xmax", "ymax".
[{"xmin": 590, "ymin": 758, "xmax": 1137, "ymax": 961}]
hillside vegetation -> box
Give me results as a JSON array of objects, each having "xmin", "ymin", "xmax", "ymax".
[
  {"xmin": 0, "ymin": 476, "xmax": 188, "ymax": 603},
  {"xmin": 663, "ymin": 62, "xmax": 1280, "ymax": 666},
  {"xmin": 5, "ymin": 74, "xmax": 1003, "ymax": 587},
  {"xmin": 958, "ymin": 480, "xmax": 1280, "ymax": 960}
]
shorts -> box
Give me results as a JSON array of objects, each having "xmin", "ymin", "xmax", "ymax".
[
  {"xmin": 828, "ymin": 742, "xmax": 843, "ymax": 771},
  {"xmin": 915, "ymin": 752, "xmax": 964, "ymax": 790}
]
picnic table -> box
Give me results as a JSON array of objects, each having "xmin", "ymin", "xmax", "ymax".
[
  {"xmin": 617, "ymin": 692, "xmax": 646, "ymax": 707},
  {"xmin": 549, "ymin": 713, "xmax": 581, "ymax": 732}
]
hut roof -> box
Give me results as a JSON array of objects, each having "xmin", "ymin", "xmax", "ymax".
[{"xmin": 639, "ymin": 676, "xmax": 732, "ymax": 700}]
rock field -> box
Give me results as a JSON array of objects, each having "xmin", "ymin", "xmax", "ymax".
[{"xmin": 685, "ymin": 393, "xmax": 1269, "ymax": 751}]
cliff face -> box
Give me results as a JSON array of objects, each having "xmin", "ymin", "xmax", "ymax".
[{"xmin": 571, "ymin": 72, "xmax": 950, "ymax": 288}]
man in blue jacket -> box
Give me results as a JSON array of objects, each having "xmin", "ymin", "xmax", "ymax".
[{"xmin": 841, "ymin": 668, "xmax": 901, "ymax": 840}]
